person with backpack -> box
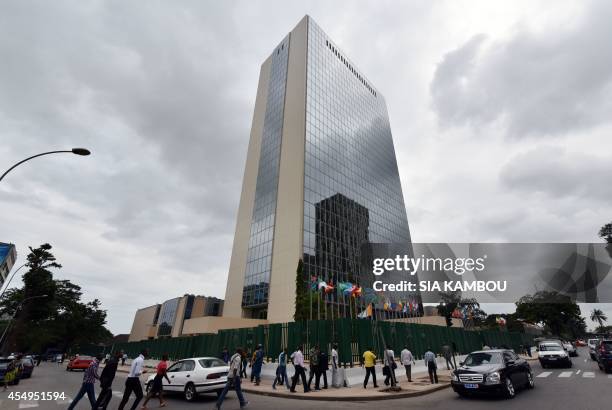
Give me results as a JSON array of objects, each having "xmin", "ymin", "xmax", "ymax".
[
  {"xmin": 94, "ymin": 350, "xmax": 121, "ymax": 409},
  {"xmin": 317, "ymin": 348, "xmax": 329, "ymax": 389},
  {"xmin": 272, "ymin": 348, "xmax": 290, "ymax": 390}
]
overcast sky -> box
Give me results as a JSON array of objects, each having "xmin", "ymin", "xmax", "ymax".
[{"xmin": 1, "ymin": 0, "xmax": 611, "ymax": 334}]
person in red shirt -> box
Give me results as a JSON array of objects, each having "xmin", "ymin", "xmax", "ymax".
[{"xmin": 142, "ymin": 353, "xmax": 171, "ymax": 409}]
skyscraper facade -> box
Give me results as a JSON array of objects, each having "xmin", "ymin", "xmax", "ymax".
[{"xmin": 224, "ymin": 16, "xmax": 411, "ymax": 322}]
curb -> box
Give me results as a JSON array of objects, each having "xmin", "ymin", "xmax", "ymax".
[{"xmin": 241, "ymin": 383, "xmax": 450, "ymax": 401}]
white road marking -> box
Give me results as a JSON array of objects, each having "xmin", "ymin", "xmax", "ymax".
[
  {"xmin": 113, "ymin": 390, "xmax": 124, "ymax": 397},
  {"xmin": 575, "ymin": 370, "xmax": 581, "ymax": 374},
  {"xmin": 608, "ymin": 374, "xmax": 612, "ymax": 378},
  {"xmin": 583, "ymin": 372, "xmax": 595, "ymax": 378},
  {"xmin": 537, "ymin": 371, "xmax": 552, "ymax": 378},
  {"xmin": 559, "ymin": 371, "xmax": 573, "ymax": 378}
]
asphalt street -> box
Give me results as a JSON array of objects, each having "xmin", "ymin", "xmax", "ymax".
[{"xmin": 0, "ymin": 347, "xmax": 609, "ymax": 410}]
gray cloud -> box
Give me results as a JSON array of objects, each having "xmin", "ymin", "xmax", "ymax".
[
  {"xmin": 430, "ymin": 0, "xmax": 612, "ymax": 137},
  {"xmin": 500, "ymin": 146, "xmax": 612, "ymax": 202}
]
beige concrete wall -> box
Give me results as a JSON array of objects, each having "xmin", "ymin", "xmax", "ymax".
[
  {"xmin": 388, "ymin": 316, "xmax": 464, "ymax": 328},
  {"xmin": 266, "ymin": 16, "xmax": 309, "ymax": 323},
  {"xmin": 182, "ymin": 316, "xmax": 268, "ymax": 335},
  {"xmin": 128, "ymin": 305, "xmax": 159, "ymax": 342},
  {"xmin": 191, "ymin": 297, "xmax": 206, "ymax": 318},
  {"xmin": 223, "ymin": 55, "xmax": 273, "ymax": 318}
]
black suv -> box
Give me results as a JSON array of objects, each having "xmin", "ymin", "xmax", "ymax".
[
  {"xmin": 596, "ymin": 339, "xmax": 612, "ymax": 373},
  {"xmin": 451, "ymin": 349, "xmax": 534, "ymax": 399}
]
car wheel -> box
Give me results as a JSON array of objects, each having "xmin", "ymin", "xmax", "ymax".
[
  {"xmin": 184, "ymin": 383, "xmax": 197, "ymax": 402},
  {"xmin": 145, "ymin": 382, "xmax": 153, "ymax": 394},
  {"xmin": 504, "ymin": 377, "xmax": 515, "ymax": 399},
  {"xmin": 526, "ymin": 372, "xmax": 535, "ymax": 389},
  {"xmin": 567, "ymin": 360, "xmax": 573, "ymax": 368}
]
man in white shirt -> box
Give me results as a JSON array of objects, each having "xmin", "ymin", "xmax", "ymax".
[
  {"xmin": 118, "ymin": 349, "xmax": 148, "ymax": 410},
  {"xmin": 400, "ymin": 345, "xmax": 415, "ymax": 382},
  {"xmin": 331, "ymin": 344, "xmax": 340, "ymax": 388},
  {"xmin": 289, "ymin": 345, "xmax": 309, "ymax": 393},
  {"xmin": 215, "ymin": 347, "xmax": 248, "ymax": 409}
]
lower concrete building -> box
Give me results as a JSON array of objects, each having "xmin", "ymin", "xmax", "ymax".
[{"xmin": 128, "ymin": 294, "xmax": 225, "ymax": 342}]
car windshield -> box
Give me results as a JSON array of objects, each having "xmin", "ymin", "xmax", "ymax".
[
  {"xmin": 539, "ymin": 344, "xmax": 563, "ymax": 351},
  {"xmin": 464, "ymin": 352, "xmax": 502, "ymax": 366},
  {"xmin": 76, "ymin": 356, "xmax": 92, "ymax": 360},
  {"xmin": 602, "ymin": 341, "xmax": 612, "ymax": 351}
]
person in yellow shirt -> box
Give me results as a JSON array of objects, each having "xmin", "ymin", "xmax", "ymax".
[{"xmin": 362, "ymin": 347, "xmax": 378, "ymax": 388}]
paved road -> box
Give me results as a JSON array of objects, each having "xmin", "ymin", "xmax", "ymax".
[{"xmin": 0, "ymin": 347, "xmax": 609, "ymax": 409}]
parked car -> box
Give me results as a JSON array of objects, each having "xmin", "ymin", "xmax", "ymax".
[
  {"xmin": 562, "ymin": 341, "xmax": 578, "ymax": 357},
  {"xmin": 145, "ymin": 357, "xmax": 229, "ymax": 402},
  {"xmin": 20, "ymin": 357, "xmax": 35, "ymax": 378},
  {"xmin": 588, "ymin": 338, "xmax": 601, "ymax": 360},
  {"xmin": 0, "ymin": 358, "xmax": 21, "ymax": 385},
  {"xmin": 66, "ymin": 356, "xmax": 93, "ymax": 371},
  {"xmin": 595, "ymin": 339, "xmax": 612, "ymax": 373},
  {"xmin": 538, "ymin": 341, "xmax": 572, "ymax": 368},
  {"xmin": 451, "ymin": 349, "xmax": 534, "ymax": 399}
]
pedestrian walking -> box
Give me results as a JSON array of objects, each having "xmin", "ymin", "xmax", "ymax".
[
  {"xmin": 251, "ymin": 344, "xmax": 264, "ymax": 385},
  {"xmin": 362, "ymin": 347, "xmax": 378, "ymax": 389},
  {"xmin": 94, "ymin": 350, "xmax": 121, "ymax": 410},
  {"xmin": 400, "ymin": 345, "xmax": 415, "ymax": 382},
  {"xmin": 121, "ymin": 352, "xmax": 127, "ymax": 366},
  {"xmin": 383, "ymin": 345, "xmax": 397, "ymax": 387},
  {"xmin": 307, "ymin": 345, "xmax": 320, "ymax": 390},
  {"xmin": 221, "ymin": 347, "xmax": 230, "ymax": 364},
  {"xmin": 141, "ymin": 353, "xmax": 170, "ymax": 409},
  {"xmin": 215, "ymin": 347, "xmax": 248, "ymax": 410},
  {"xmin": 2, "ymin": 357, "xmax": 17, "ymax": 391},
  {"xmin": 424, "ymin": 348, "xmax": 438, "ymax": 384},
  {"xmin": 290, "ymin": 345, "xmax": 309, "ymax": 393},
  {"xmin": 249, "ymin": 349, "xmax": 256, "ymax": 382},
  {"xmin": 317, "ymin": 348, "xmax": 329, "ymax": 389},
  {"xmin": 118, "ymin": 349, "xmax": 148, "ymax": 410},
  {"xmin": 331, "ymin": 344, "xmax": 341, "ymax": 388},
  {"xmin": 67, "ymin": 354, "xmax": 102, "ymax": 410},
  {"xmin": 240, "ymin": 350, "xmax": 248, "ymax": 379},
  {"xmin": 442, "ymin": 344, "xmax": 454, "ymax": 370},
  {"xmin": 272, "ymin": 349, "xmax": 290, "ymax": 390}
]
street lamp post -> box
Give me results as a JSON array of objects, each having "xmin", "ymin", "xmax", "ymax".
[
  {"xmin": 0, "ymin": 294, "xmax": 49, "ymax": 353},
  {"xmin": 0, "ymin": 263, "xmax": 27, "ymax": 302},
  {"xmin": 0, "ymin": 148, "xmax": 91, "ymax": 183}
]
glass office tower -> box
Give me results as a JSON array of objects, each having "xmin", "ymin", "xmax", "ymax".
[{"xmin": 224, "ymin": 16, "xmax": 412, "ymax": 322}]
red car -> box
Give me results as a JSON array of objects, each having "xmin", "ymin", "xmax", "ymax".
[
  {"xmin": 575, "ymin": 340, "xmax": 587, "ymax": 347},
  {"xmin": 66, "ymin": 356, "xmax": 93, "ymax": 371}
]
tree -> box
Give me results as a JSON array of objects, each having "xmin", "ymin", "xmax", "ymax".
[
  {"xmin": 515, "ymin": 291, "xmax": 586, "ymax": 338},
  {"xmin": 294, "ymin": 259, "xmax": 308, "ymax": 321},
  {"xmin": 0, "ymin": 244, "xmax": 113, "ymax": 354},
  {"xmin": 599, "ymin": 222, "xmax": 612, "ymax": 243},
  {"xmin": 590, "ymin": 308, "xmax": 608, "ymax": 330},
  {"xmin": 436, "ymin": 292, "xmax": 486, "ymax": 327}
]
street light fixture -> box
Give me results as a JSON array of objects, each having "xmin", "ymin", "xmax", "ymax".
[
  {"xmin": 0, "ymin": 148, "xmax": 91, "ymax": 183},
  {"xmin": 0, "ymin": 263, "xmax": 27, "ymax": 302},
  {"xmin": 0, "ymin": 294, "xmax": 49, "ymax": 352}
]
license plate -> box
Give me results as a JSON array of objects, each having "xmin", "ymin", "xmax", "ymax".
[
  {"xmin": 464, "ymin": 383, "xmax": 479, "ymax": 389},
  {"xmin": 548, "ymin": 357, "xmax": 557, "ymax": 360}
]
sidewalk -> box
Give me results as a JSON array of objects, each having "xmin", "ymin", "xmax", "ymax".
[{"xmin": 242, "ymin": 369, "xmax": 453, "ymax": 401}]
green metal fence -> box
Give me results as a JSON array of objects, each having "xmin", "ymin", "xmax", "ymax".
[{"xmin": 111, "ymin": 319, "xmax": 535, "ymax": 364}]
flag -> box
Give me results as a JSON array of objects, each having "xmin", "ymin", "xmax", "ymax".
[{"xmin": 366, "ymin": 303, "xmax": 373, "ymax": 317}]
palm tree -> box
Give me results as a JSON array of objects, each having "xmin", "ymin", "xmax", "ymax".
[{"xmin": 590, "ymin": 308, "xmax": 608, "ymax": 329}]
